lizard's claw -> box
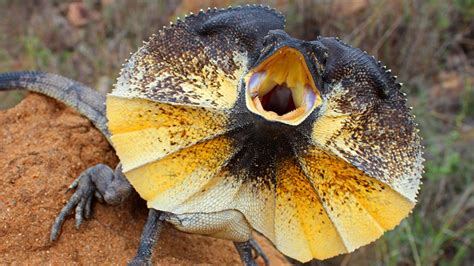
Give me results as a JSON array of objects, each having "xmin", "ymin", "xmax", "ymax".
[
  {"xmin": 50, "ymin": 170, "xmax": 100, "ymax": 241},
  {"xmin": 249, "ymin": 238, "xmax": 270, "ymax": 266},
  {"xmin": 49, "ymin": 163, "xmax": 132, "ymax": 242},
  {"xmin": 234, "ymin": 239, "xmax": 270, "ymax": 266}
]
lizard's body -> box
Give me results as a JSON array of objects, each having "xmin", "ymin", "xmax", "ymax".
[{"xmin": 0, "ymin": 5, "xmax": 423, "ymax": 265}]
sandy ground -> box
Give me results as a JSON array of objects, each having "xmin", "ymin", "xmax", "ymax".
[{"xmin": 0, "ymin": 93, "xmax": 289, "ymax": 265}]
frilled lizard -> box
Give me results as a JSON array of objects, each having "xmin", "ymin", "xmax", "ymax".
[{"xmin": 0, "ymin": 5, "xmax": 423, "ymax": 265}]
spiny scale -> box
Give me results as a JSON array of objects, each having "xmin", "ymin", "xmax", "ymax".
[{"xmin": 107, "ymin": 5, "xmax": 422, "ymax": 263}]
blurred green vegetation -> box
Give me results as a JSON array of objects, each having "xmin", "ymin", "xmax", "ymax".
[{"xmin": 0, "ymin": 0, "xmax": 472, "ymax": 265}]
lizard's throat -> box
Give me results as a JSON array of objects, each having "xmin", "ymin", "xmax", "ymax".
[{"xmin": 245, "ymin": 47, "xmax": 321, "ymax": 126}]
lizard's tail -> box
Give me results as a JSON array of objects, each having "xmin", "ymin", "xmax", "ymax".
[{"xmin": 0, "ymin": 71, "xmax": 111, "ymax": 141}]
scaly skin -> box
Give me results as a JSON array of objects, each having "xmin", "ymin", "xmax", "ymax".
[{"xmin": 0, "ymin": 71, "xmax": 109, "ymax": 140}]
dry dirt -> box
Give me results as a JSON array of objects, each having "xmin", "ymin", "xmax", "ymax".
[{"xmin": 0, "ymin": 93, "xmax": 289, "ymax": 265}]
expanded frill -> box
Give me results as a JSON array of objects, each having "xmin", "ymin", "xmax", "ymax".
[{"xmin": 107, "ymin": 5, "xmax": 423, "ymax": 263}]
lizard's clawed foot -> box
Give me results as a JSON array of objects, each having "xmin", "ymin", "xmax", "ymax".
[
  {"xmin": 234, "ymin": 239, "xmax": 270, "ymax": 266},
  {"xmin": 50, "ymin": 163, "xmax": 132, "ymax": 241}
]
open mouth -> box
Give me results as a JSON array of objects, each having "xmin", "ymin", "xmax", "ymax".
[{"xmin": 245, "ymin": 47, "xmax": 321, "ymax": 125}]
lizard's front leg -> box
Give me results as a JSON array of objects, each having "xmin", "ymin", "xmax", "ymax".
[
  {"xmin": 128, "ymin": 209, "xmax": 163, "ymax": 266},
  {"xmin": 50, "ymin": 163, "xmax": 132, "ymax": 241}
]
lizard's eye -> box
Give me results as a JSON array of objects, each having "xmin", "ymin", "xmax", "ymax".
[
  {"xmin": 245, "ymin": 47, "xmax": 322, "ymax": 125},
  {"xmin": 262, "ymin": 34, "xmax": 276, "ymax": 47}
]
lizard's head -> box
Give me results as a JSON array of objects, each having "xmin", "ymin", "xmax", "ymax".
[{"xmin": 244, "ymin": 30, "xmax": 325, "ymax": 125}]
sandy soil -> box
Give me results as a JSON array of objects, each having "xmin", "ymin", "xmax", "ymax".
[{"xmin": 0, "ymin": 93, "xmax": 288, "ymax": 265}]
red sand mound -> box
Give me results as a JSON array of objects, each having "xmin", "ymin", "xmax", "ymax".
[{"xmin": 0, "ymin": 93, "xmax": 288, "ymax": 265}]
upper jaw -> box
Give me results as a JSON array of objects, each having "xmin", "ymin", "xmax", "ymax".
[{"xmin": 244, "ymin": 46, "xmax": 322, "ymax": 126}]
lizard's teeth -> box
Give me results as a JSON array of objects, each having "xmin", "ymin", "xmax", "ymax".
[
  {"xmin": 248, "ymin": 71, "xmax": 266, "ymax": 98},
  {"xmin": 248, "ymin": 71, "xmax": 278, "ymax": 98},
  {"xmin": 303, "ymin": 85, "xmax": 316, "ymax": 111}
]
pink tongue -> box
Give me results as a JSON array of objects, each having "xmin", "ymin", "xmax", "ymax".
[{"xmin": 261, "ymin": 84, "xmax": 295, "ymax": 116}]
